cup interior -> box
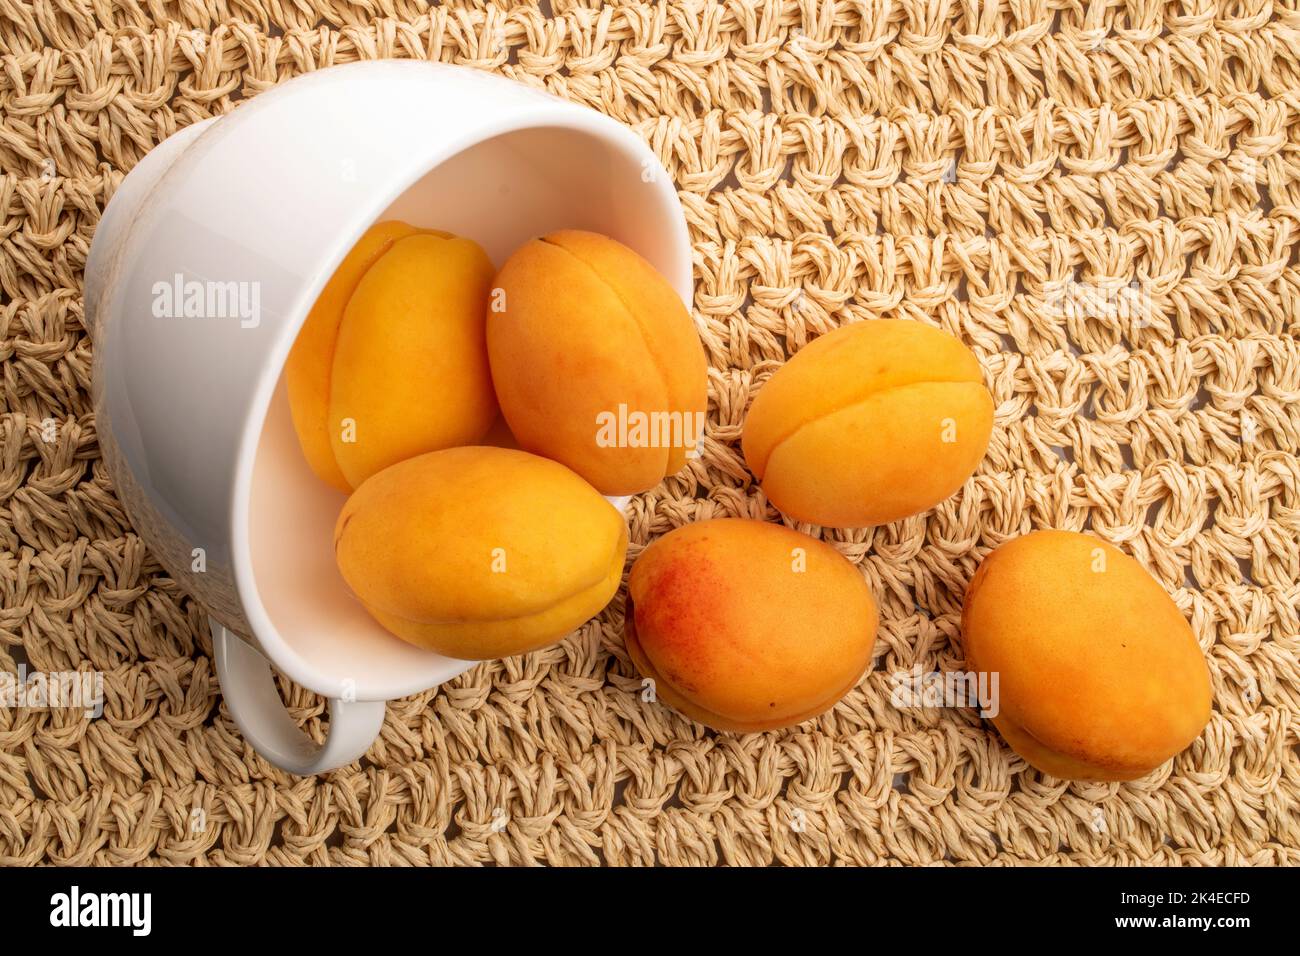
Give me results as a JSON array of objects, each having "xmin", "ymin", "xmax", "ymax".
[{"xmin": 246, "ymin": 123, "xmax": 683, "ymax": 699}]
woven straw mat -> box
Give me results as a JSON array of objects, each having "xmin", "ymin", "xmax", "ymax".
[{"xmin": 1, "ymin": 0, "xmax": 1298, "ymax": 867}]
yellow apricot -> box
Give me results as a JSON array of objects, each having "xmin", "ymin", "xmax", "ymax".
[
  {"xmin": 487, "ymin": 230, "xmax": 708, "ymax": 497},
  {"xmin": 742, "ymin": 319, "xmax": 993, "ymax": 527},
  {"xmin": 625, "ymin": 518, "xmax": 878, "ymax": 732},
  {"xmin": 285, "ymin": 222, "xmax": 497, "ymax": 491},
  {"xmin": 287, "ymin": 221, "xmax": 416, "ymax": 492},
  {"xmin": 334, "ymin": 446, "xmax": 628, "ymax": 660},
  {"xmin": 960, "ymin": 530, "xmax": 1212, "ymax": 781}
]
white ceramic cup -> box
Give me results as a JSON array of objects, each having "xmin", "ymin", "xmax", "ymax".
[{"xmin": 85, "ymin": 60, "xmax": 692, "ymax": 775}]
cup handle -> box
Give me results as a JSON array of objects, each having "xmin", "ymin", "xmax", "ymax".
[{"xmin": 211, "ymin": 621, "xmax": 386, "ymax": 775}]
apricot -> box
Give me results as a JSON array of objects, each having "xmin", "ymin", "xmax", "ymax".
[
  {"xmin": 334, "ymin": 446, "xmax": 627, "ymax": 660},
  {"xmin": 960, "ymin": 530, "xmax": 1212, "ymax": 781},
  {"xmin": 742, "ymin": 319, "xmax": 993, "ymax": 527},
  {"xmin": 486, "ymin": 230, "xmax": 708, "ymax": 497},
  {"xmin": 286, "ymin": 221, "xmax": 498, "ymax": 491},
  {"xmin": 625, "ymin": 518, "xmax": 878, "ymax": 732}
]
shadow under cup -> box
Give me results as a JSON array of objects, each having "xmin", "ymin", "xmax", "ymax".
[{"xmin": 248, "ymin": 124, "xmax": 687, "ymax": 701}]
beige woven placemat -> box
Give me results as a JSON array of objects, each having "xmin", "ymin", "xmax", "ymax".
[{"xmin": 2, "ymin": 0, "xmax": 1298, "ymax": 866}]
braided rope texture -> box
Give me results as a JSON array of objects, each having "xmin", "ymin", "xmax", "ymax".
[{"xmin": 2, "ymin": 0, "xmax": 1298, "ymax": 866}]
